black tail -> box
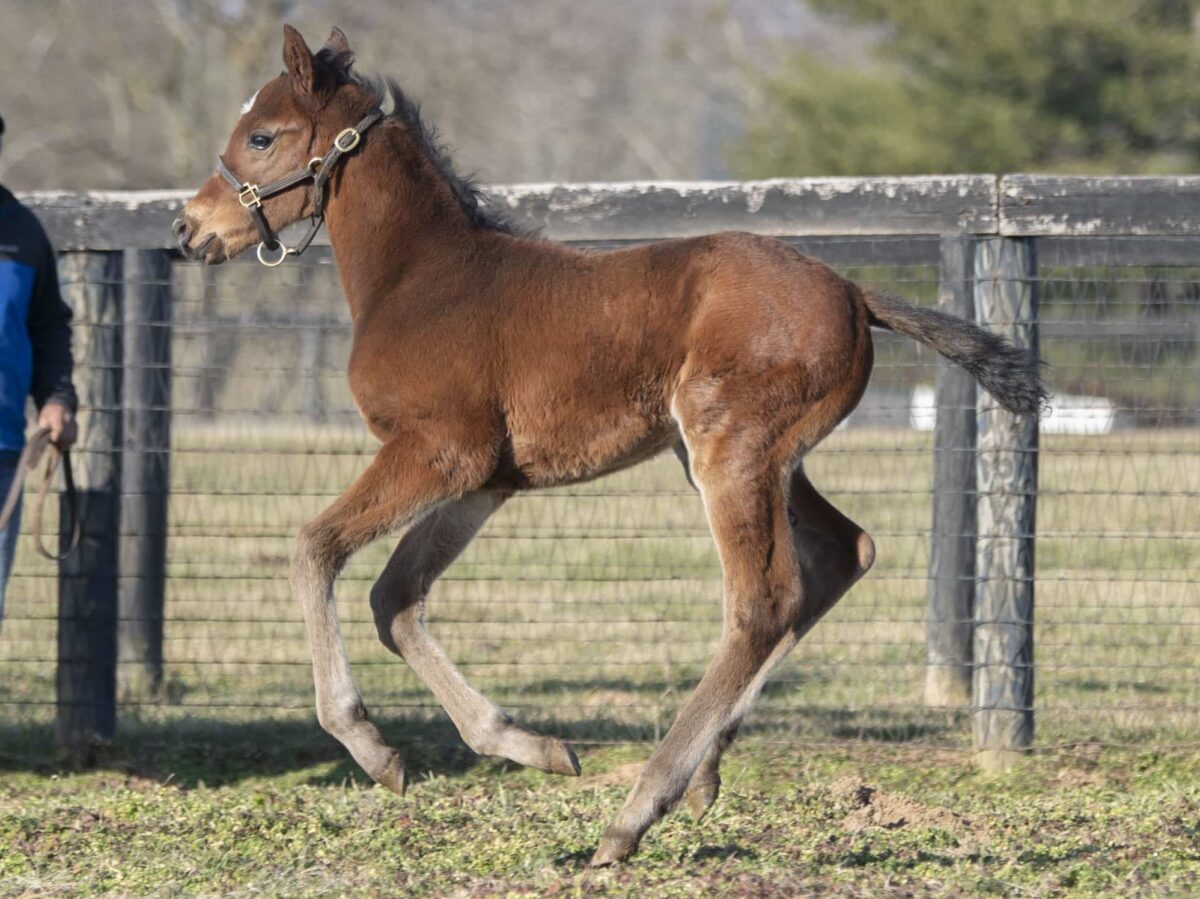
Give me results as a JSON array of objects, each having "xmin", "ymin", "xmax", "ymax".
[{"xmin": 861, "ymin": 288, "xmax": 1049, "ymax": 416}]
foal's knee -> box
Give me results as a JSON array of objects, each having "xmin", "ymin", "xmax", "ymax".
[
  {"xmin": 369, "ymin": 581, "xmax": 398, "ymax": 654},
  {"xmin": 291, "ymin": 520, "xmax": 345, "ymax": 588},
  {"xmin": 369, "ymin": 581, "xmax": 404, "ymax": 655},
  {"xmin": 369, "ymin": 570, "xmax": 424, "ymax": 657}
]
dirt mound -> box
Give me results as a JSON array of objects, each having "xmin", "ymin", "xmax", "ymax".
[
  {"xmin": 830, "ymin": 776, "xmax": 974, "ymax": 835},
  {"xmin": 579, "ymin": 761, "xmax": 643, "ymax": 788},
  {"xmin": 1054, "ymin": 767, "xmax": 1108, "ymax": 790}
]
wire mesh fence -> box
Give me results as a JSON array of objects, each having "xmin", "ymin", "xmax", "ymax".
[{"xmin": 0, "ymin": 193, "xmax": 1197, "ymax": 753}]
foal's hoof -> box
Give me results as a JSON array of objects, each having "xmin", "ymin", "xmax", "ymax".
[
  {"xmin": 685, "ymin": 776, "xmax": 721, "ymax": 822},
  {"xmin": 374, "ymin": 754, "xmax": 407, "ymax": 796},
  {"xmin": 545, "ymin": 740, "xmax": 582, "ymax": 777},
  {"xmin": 589, "ymin": 827, "xmax": 639, "ymax": 867},
  {"xmin": 497, "ymin": 727, "xmax": 581, "ymax": 777}
]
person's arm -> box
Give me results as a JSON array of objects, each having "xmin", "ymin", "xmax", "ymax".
[{"xmin": 27, "ymin": 229, "xmax": 78, "ymax": 447}]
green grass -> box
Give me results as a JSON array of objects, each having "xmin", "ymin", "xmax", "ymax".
[{"xmin": 1, "ymin": 730, "xmax": 1198, "ymax": 897}]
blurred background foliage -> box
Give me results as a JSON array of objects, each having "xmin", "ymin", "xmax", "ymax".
[
  {"xmin": 2, "ymin": 0, "xmax": 1199, "ymax": 188},
  {"xmin": 736, "ymin": 0, "xmax": 1200, "ymax": 176}
]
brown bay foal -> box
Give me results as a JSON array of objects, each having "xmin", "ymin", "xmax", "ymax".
[{"xmin": 175, "ymin": 25, "xmax": 1046, "ymax": 865}]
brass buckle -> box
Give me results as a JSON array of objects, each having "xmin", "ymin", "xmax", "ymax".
[
  {"xmin": 256, "ymin": 241, "xmax": 291, "ymax": 267},
  {"xmin": 238, "ymin": 184, "xmax": 263, "ymax": 209},
  {"xmin": 334, "ymin": 128, "xmax": 361, "ymax": 153}
]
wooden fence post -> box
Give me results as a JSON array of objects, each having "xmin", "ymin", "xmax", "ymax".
[
  {"xmin": 924, "ymin": 236, "xmax": 977, "ymax": 707},
  {"xmin": 298, "ymin": 326, "xmax": 326, "ymax": 422},
  {"xmin": 119, "ymin": 249, "xmax": 172, "ymax": 697},
  {"xmin": 972, "ymin": 237, "xmax": 1038, "ymax": 771},
  {"xmin": 56, "ymin": 251, "xmax": 123, "ymax": 763}
]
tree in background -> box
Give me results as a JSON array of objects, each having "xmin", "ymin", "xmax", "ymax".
[
  {"xmin": 1, "ymin": 0, "xmax": 807, "ymax": 189},
  {"xmin": 734, "ymin": 0, "xmax": 1200, "ymax": 176}
]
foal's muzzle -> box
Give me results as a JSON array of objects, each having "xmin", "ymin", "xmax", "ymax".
[
  {"xmin": 172, "ymin": 217, "xmax": 219, "ymax": 263},
  {"xmin": 171, "ymin": 217, "xmax": 190, "ymax": 251}
]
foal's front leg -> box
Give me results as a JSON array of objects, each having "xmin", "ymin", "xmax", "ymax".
[
  {"xmin": 370, "ymin": 492, "xmax": 580, "ymax": 776},
  {"xmin": 290, "ymin": 437, "xmax": 485, "ymax": 794}
]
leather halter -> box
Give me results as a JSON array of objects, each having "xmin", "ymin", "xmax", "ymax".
[{"xmin": 215, "ymin": 109, "xmax": 383, "ymax": 266}]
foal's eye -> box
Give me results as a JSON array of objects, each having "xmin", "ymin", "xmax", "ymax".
[{"xmin": 248, "ymin": 132, "xmax": 274, "ymax": 151}]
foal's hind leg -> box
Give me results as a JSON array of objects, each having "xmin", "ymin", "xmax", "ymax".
[
  {"xmin": 370, "ymin": 492, "xmax": 580, "ymax": 776},
  {"xmin": 671, "ymin": 439, "xmax": 756, "ymax": 822},
  {"xmin": 592, "ymin": 436, "xmax": 803, "ymax": 864},
  {"xmin": 681, "ymin": 466, "xmax": 875, "ymax": 821},
  {"xmin": 593, "ymin": 445, "xmax": 874, "ymax": 863},
  {"xmin": 672, "ymin": 439, "xmax": 741, "ymax": 820}
]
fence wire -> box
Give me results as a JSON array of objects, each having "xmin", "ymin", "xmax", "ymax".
[{"xmin": 0, "ymin": 235, "xmax": 1196, "ymax": 749}]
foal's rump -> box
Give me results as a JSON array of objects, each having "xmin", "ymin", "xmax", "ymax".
[{"xmin": 681, "ymin": 232, "xmax": 1046, "ymax": 419}]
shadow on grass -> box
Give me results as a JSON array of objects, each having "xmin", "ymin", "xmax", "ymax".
[
  {"xmin": 0, "ymin": 680, "xmax": 966, "ymax": 786},
  {"xmin": 0, "ymin": 710, "xmax": 672, "ymax": 787},
  {"xmin": 689, "ymin": 843, "xmax": 758, "ymax": 863},
  {"xmin": 0, "ymin": 714, "xmax": 486, "ymax": 788},
  {"xmin": 551, "ymin": 848, "xmax": 595, "ymax": 868}
]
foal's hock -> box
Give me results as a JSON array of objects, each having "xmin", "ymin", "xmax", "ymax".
[{"xmin": 175, "ymin": 24, "xmax": 1047, "ymax": 865}]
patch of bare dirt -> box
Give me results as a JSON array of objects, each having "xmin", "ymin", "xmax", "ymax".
[
  {"xmin": 1054, "ymin": 767, "xmax": 1108, "ymax": 790},
  {"xmin": 831, "ymin": 776, "xmax": 977, "ymax": 838},
  {"xmin": 578, "ymin": 761, "xmax": 643, "ymax": 788}
]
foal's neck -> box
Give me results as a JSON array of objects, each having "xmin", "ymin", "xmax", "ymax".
[{"xmin": 322, "ymin": 121, "xmax": 479, "ymax": 320}]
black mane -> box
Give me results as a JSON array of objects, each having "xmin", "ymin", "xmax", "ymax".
[
  {"xmin": 317, "ymin": 48, "xmax": 523, "ymax": 236},
  {"xmin": 381, "ymin": 78, "xmax": 525, "ymax": 235}
]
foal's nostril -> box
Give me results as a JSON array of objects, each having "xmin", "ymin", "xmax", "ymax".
[{"xmin": 171, "ymin": 217, "xmax": 191, "ymax": 248}]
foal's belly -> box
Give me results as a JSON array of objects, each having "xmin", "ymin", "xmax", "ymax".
[{"xmin": 493, "ymin": 409, "xmax": 678, "ymax": 491}]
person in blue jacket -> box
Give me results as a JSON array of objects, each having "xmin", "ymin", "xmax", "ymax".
[{"xmin": 0, "ymin": 112, "xmax": 78, "ymax": 631}]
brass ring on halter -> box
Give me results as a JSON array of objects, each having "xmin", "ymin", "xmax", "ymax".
[
  {"xmin": 257, "ymin": 241, "xmax": 290, "ymax": 267},
  {"xmin": 334, "ymin": 128, "xmax": 361, "ymax": 152},
  {"xmin": 307, "ymin": 157, "xmax": 323, "ymax": 173}
]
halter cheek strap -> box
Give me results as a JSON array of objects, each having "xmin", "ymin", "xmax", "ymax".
[{"xmin": 216, "ymin": 109, "xmax": 383, "ymax": 266}]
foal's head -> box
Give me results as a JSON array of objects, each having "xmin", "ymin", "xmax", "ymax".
[{"xmin": 174, "ymin": 25, "xmax": 375, "ymax": 264}]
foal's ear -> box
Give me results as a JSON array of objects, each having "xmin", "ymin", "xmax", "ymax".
[
  {"xmin": 318, "ymin": 26, "xmax": 354, "ymax": 75},
  {"xmin": 323, "ymin": 27, "xmax": 352, "ymax": 57},
  {"xmin": 282, "ymin": 24, "xmax": 316, "ymax": 96}
]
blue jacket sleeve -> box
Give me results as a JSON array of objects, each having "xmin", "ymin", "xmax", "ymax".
[{"xmin": 27, "ymin": 228, "xmax": 77, "ymax": 412}]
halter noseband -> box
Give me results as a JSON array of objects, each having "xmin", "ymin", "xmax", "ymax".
[{"xmin": 216, "ymin": 109, "xmax": 383, "ymax": 266}]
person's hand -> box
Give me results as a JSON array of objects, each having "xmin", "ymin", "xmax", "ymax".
[{"xmin": 37, "ymin": 401, "xmax": 77, "ymax": 450}]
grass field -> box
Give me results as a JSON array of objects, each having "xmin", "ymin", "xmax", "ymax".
[
  {"xmin": 1, "ymin": 731, "xmax": 1198, "ymax": 896},
  {"xmin": 0, "ymin": 424, "xmax": 1197, "ymax": 895}
]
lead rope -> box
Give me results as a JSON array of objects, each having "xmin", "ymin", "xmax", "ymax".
[{"xmin": 0, "ymin": 426, "xmax": 81, "ymax": 562}]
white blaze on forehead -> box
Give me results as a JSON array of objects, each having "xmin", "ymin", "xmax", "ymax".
[{"xmin": 240, "ymin": 90, "xmax": 259, "ymax": 116}]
